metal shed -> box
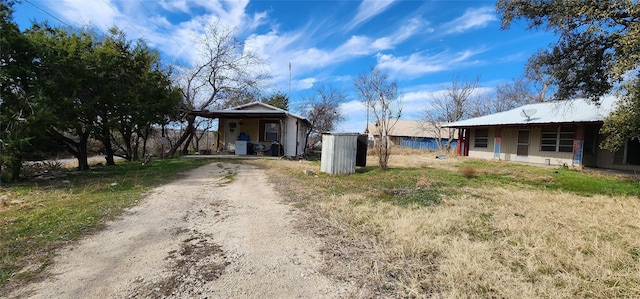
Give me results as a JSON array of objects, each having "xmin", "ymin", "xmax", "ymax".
[{"xmin": 321, "ymin": 133, "xmax": 359, "ymax": 175}]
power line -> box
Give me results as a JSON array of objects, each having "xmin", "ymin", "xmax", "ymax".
[
  {"xmin": 135, "ymin": 0, "xmax": 182, "ymax": 64},
  {"xmin": 23, "ymin": 0, "xmax": 73, "ymax": 28},
  {"xmin": 101, "ymin": 0, "xmax": 146, "ymax": 40}
]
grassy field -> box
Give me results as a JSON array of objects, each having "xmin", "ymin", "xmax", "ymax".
[
  {"xmin": 0, "ymin": 158, "xmax": 213, "ymax": 290},
  {"xmin": 2, "ymin": 151, "xmax": 639, "ymax": 298},
  {"xmin": 250, "ymin": 151, "xmax": 640, "ymax": 298}
]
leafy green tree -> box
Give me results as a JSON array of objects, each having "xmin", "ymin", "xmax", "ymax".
[
  {"xmin": 26, "ymin": 26, "xmax": 99, "ymax": 170},
  {"xmin": 600, "ymin": 78, "xmax": 640, "ymax": 151},
  {"xmin": 96, "ymin": 28, "xmax": 180, "ymax": 163},
  {"xmin": 262, "ymin": 92, "xmax": 289, "ymax": 110},
  {"xmin": 497, "ymin": 0, "xmax": 640, "ymax": 149},
  {"xmin": 0, "ymin": 0, "xmax": 58, "ymax": 181},
  {"xmin": 24, "ymin": 24, "xmax": 179, "ymax": 169}
]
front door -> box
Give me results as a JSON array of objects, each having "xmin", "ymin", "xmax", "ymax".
[
  {"xmin": 515, "ymin": 130, "xmax": 529, "ymax": 162},
  {"xmin": 225, "ymin": 119, "xmax": 240, "ymax": 152}
]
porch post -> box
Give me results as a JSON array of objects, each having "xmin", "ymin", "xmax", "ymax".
[
  {"xmin": 279, "ymin": 118, "xmax": 284, "ymax": 157},
  {"xmin": 456, "ymin": 129, "xmax": 464, "ymax": 156},
  {"xmin": 494, "ymin": 127, "xmax": 501, "ymax": 160},
  {"xmin": 464, "ymin": 129, "xmax": 470, "ymax": 156},
  {"xmin": 572, "ymin": 125, "xmax": 585, "ymax": 167},
  {"xmin": 217, "ymin": 119, "xmax": 223, "ymax": 152}
]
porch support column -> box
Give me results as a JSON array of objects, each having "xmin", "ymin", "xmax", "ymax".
[
  {"xmin": 572, "ymin": 125, "xmax": 585, "ymax": 167},
  {"xmin": 494, "ymin": 127, "xmax": 501, "ymax": 160},
  {"xmin": 217, "ymin": 120, "xmax": 224, "ymax": 152},
  {"xmin": 464, "ymin": 129, "xmax": 470, "ymax": 156},
  {"xmin": 279, "ymin": 118, "xmax": 284, "ymax": 157},
  {"xmin": 456, "ymin": 128, "xmax": 464, "ymax": 156}
]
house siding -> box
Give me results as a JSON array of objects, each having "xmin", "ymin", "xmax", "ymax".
[
  {"xmin": 469, "ymin": 127, "xmax": 573, "ymax": 166},
  {"xmin": 468, "ymin": 128, "xmax": 495, "ymax": 160}
]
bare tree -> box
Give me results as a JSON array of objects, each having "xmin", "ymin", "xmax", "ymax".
[
  {"xmin": 470, "ymin": 74, "xmax": 552, "ymax": 117},
  {"xmin": 354, "ymin": 67, "xmax": 401, "ymax": 171},
  {"xmin": 298, "ymin": 86, "xmax": 346, "ymax": 150},
  {"xmin": 421, "ymin": 75, "xmax": 479, "ymax": 150},
  {"xmin": 167, "ymin": 20, "xmax": 269, "ymax": 156}
]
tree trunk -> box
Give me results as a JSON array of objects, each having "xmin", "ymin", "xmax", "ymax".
[
  {"xmin": 101, "ymin": 124, "xmax": 116, "ymax": 166},
  {"xmin": 103, "ymin": 139, "xmax": 116, "ymax": 166},
  {"xmin": 77, "ymin": 134, "xmax": 90, "ymax": 170},
  {"xmin": 181, "ymin": 133, "xmax": 194, "ymax": 155},
  {"xmin": 48, "ymin": 127, "xmax": 91, "ymax": 171},
  {"xmin": 167, "ymin": 116, "xmax": 195, "ymax": 157},
  {"xmin": 10, "ymin": 155, "xmax": 23, "ymax": 182},
  {"xmin": 141, "ymin": 126, "xmax": 150, "ymax": 159},
  {"xmin": 133, "ymin": 135, "xmax": 140, "ymax": 161}
]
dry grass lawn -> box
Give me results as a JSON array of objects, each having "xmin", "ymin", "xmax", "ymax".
[{"xmin": 250, "ymin": 151, "xmax": 640, "ymax": 298}]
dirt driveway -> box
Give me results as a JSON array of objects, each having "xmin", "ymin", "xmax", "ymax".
[{"xmin": 8, "ymin": 162, "xmax": 350, "ymax": 298}]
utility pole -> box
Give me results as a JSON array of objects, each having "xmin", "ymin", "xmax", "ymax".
[{"xmin": 288, "ymin": 62, "xmax": 291, "ymax": 100}]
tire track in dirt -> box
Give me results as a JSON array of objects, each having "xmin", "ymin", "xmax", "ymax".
[{"xmin": 7, "ymin": 162, "xmax": 349, "ymax": 298}]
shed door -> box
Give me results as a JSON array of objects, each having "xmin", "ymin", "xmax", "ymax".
[{"xmin": 515, "ymin": 130, "xmax": 529, "ymax": 162}]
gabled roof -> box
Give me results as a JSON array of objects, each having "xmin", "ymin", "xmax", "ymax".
[
  {"xmin": 190, "ymin": 102, "xmax": 310, "ymax": 125},
  {"xmin": 366, "ymin": 120, "xmax": 456, "ymax": 138},
  {"xmin": 442, "ymin": 96, "xmax": 618, "ymax": 128}
]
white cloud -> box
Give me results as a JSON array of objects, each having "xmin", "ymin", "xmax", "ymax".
[
  {"xmin": 376, "ymin": 52, "xmax": 447, "ymax": 77},
  {"xmin": 43, "ymin": 0, "xmax": 267, "ymax": 66},
  {"xmin": 335, "ymin": 100, "xmax": 368, "ymax": 132},
  {"xmin": 376, "ymin": 47, "xmax": 489, "ymax": 78},
  {"xmin": 296, "ymin": 78, "xmax": 318, "ymax": 90},
  {"xmin": 346, "ymin": 0, "xmax": 396, "ymax": 30},
  {"xmin": 159, "ymin": 0, "xmax": 190, "ymax": 13},
  {"xmin": 51, "ymin": 0, "xmax": 120, "ymax": 31},
  {"xmin": 443, "ymin": 6, "xmax": 497, "ymax": 34},
  {"xmin": 243, "ymin": 15, "xmax": 423, "ymax": 95}
]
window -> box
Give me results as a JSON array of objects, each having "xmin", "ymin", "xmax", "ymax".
[
  {"xmin": 260, "ymin": 120, "xmax": 280, "ymax": 142},
  {"xmin": 541, "ymin": 126, "xmax": 574, "ymax": 152},
  {"xmin": 474, "ymin": 129, "xmax": 488, "ymax": 148}
]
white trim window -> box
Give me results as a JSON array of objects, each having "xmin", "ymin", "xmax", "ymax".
[{"xmin": 260, "ymin": 120, "xmax": 280, "ymax": 142}]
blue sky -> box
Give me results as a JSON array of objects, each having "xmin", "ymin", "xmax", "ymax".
[{"xmin": 12, "ymin": 0, "xmax": 557, "ymax": 132}]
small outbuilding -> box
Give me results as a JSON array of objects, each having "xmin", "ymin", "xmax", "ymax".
[{"xmin": 321, "ymin": 133, "xmax": 364, "ymax": 175}]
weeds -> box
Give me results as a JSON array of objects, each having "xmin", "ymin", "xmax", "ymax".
[
  {"xmin": 459, "ymin": 165, "xmax": 477, "ymax": 179},
  {"xmin": 250, "ymin": 154, "xmax": 640, "ymax": 298}
]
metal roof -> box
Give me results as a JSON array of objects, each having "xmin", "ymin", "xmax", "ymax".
[
  {"xmin": 366, "ymin": 120, "xmax": 456, "ymax": 138},
  {"xmin": 189, "ymin": 102, "xmax": 311, "ymax": 125},
  {"xmin": 442, "ymin": 96, "xmax": 618, "ymax": 128}
]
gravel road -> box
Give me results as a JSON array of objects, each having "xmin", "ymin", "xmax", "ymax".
[{"xmin": 8, "ymin": 162, "xmax": 349, "ymax": 298}]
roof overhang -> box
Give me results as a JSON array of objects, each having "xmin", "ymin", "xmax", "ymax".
[
  {"xmin": 442, "ymin": 120, "xmax": 604, "ymax": 128},
  {"xmin": 189, "ymin": 110, "xmax": 288, "ymax": 119}
]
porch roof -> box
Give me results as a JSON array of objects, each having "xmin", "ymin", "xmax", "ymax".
[
  {"xmin": 442, "ymin": 96, "xmax": 618, "ymax": 128},
  {"xmin": 188, "ymin": 102, "xmax": 311, "ymax": 126},
  {"xmin": 190, "ymin": 110, "xmax": 287, "ymax": 119}
]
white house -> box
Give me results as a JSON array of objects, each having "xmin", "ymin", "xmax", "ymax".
[
  {"xmin": 442, "ymin": 96, "xmax": 640, "ymax": 171},
  {"xmin": 191, "ymin": 102, "xmax": 310, "ymax": 157}
]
